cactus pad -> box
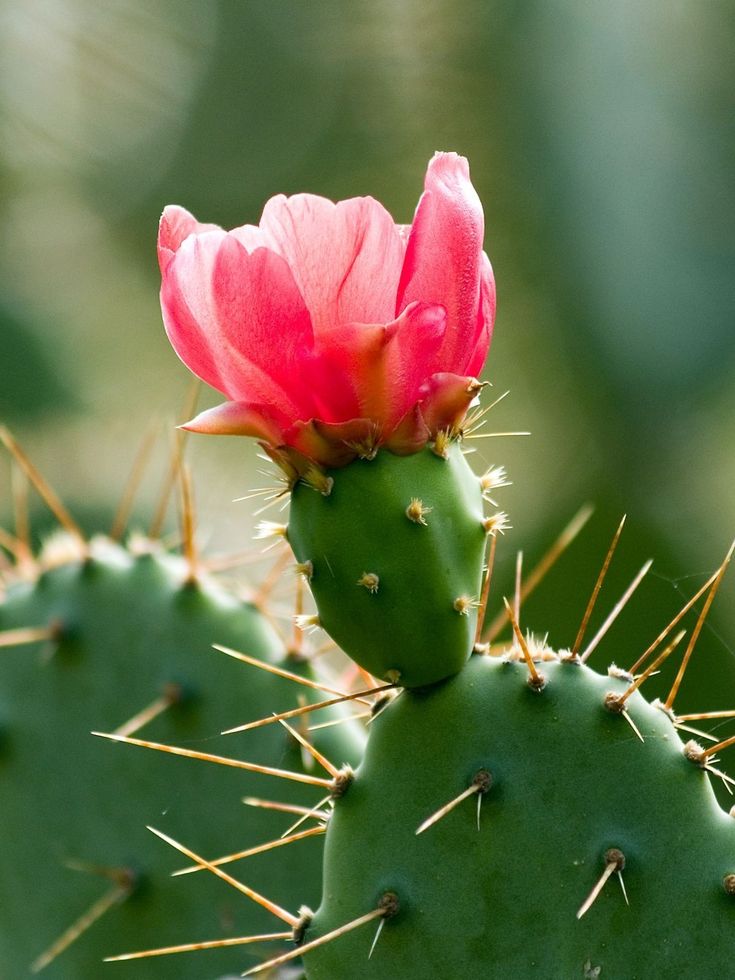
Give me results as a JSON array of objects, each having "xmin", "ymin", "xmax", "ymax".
[
  {"xmin": 0, "ymin": 537, "xmax": 361, "ymax": 978},
  {"xmin": 287, "ymin": 444, "xmax": 488, "ymax": 688},
  {"xmin": 302, "ymin": 653, "xmax": 735, "ymax": 978}
]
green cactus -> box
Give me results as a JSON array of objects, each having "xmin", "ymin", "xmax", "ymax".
[
  {"xmin": 301, "ymin": 653, "xmax": 735, "ymax": 978},
  {"xmin": 0, "ymin": 531, "xmax": 362, "ymax": 978},
  {"xmin": 225, "ymin": 442, "xmax": 735, "ymax": 980},
  {"xmin": 287, "ymin": 444, "xmax": 496, "ymax": 688}
]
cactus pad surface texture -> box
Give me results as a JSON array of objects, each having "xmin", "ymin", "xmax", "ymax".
[
  {"xmin": 0, "ymin": 533, "xmax": 362, "ymax": 978},
  {"xmin": 303, "ymin": 652, "xmax": 735, "ymax": 978},
  {"xmin": 288, "ymin": 444, "xmax": 487, "ymax": 688}
]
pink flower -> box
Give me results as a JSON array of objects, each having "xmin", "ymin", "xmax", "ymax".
[{"xmin": 158, "ymin": 152, "xmax": 495, "ymax": 469}]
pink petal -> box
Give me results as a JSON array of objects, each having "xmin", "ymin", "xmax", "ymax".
[
  {"xmin": 259, "ymin": 193, "xmax": 405, "ymax": 333},
  {"xmin": 161, "ymin": 232, "xmax": 316, "ymax": 420},
  {"xmin": 322, "ymin": 303, "xmax": 447, "ymax": 431},
  {"xmin": 286, "ymin": 418, "xmax": 377, "ymax": 468},
  {"xmin": 158, "ymin": 205, "xmax": 220, "ymax": 273},
  {"xmin": 465, "ymin": 252, "xmax": 496, "ymax": 378},
  {"xmin": 385, "ymin": 404, "xmax": 430, "ymax": 455},
  {"xmin": 182, "ymin": 401, "xmax": 288, "ymax": 444},
  {"xmin": 396, "ymin": 152, "xmax": 485, "ymax": 373},
  {"xmin": 418, "ymin": 373, "xmax": 484, "ymax": 434}
]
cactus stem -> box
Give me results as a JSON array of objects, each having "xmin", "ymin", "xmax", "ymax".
[
  {"xmin": 111, "ymin": 684, "xmax": 182, "ymax": 738},
  {"xmin": 357, "ymin": 572, "xmax": 380, "ymax": 593},
  {"xmin": 92, "ymin": 731, "xmax": 335, "ymax": 789},
  {"xmin": 213, "ymin": 642, "xmax": 372, "ymax": 703},
  {"xmin": 30, "ymin": 873, "xmax": 135, "ymax": 973},
  {"xmin": 503, "ymin": 597, "xmax": 546, "ymax": 690},
  {"xmin": 483, "ymin": 504, "xmax": 594, "ymax": 643},
  {"xmin": 579, "ymin": 559, "xmax": 653, "ymax": 664},
  {"xmin": 242, "ymin": 796, "xmax": 330, "ymax": 821},
  {"xmin": 663, "ymin": 540, "xmax": 735, "ymax": 711},
  {"xmin": 103, "ymin": 930, "xmax": 293, "ymax": 962},
  {"xmin": 604, "ymin": 629, "xmax": 687, "ymax": 716},
  {"xmin": 171, "ymin": 825, "xmax": 327, "ymax": 878},
  {"xmin": 277, "ymin": 717, "xmax": 341, "ymax": 777},
  {"xmin": 0, "ymin": 426, "xmax": 86, "ymax": 550},
  {"xmin": 416, "ymin": 769, "xmax": 492, "ymax": 836},
  {"xmin": 243, "ymin": 892, "xmax": 398, "ymax": 977},
  {"xmin": 220, "ymin": 683, "xmax": 395, "ymax": 735},
  {"xmin": 572, "ymin": 515, "xmax": 627, "ymax": 657},
  {"xmin": 406, "ymin": 497, "xmax": 432, "ymax": 525},
  {"xmin": 147, "ymin": 825, "xmax": 300, "ymax": 927},
  {"xmin": 576, "ymin": 848, "xmax": 627, "ymax": 920}
]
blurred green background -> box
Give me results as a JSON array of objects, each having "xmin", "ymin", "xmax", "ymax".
[{"xmin": 1, "ymin": 0, "xmax": 734, "ymax": 699}]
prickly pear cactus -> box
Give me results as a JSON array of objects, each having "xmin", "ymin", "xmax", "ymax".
[
  {"xmin": 152, "ymin": 151, "xmax": 734, "ymax": 977},
  {"xmin": 303, "ymin": 652, "xmax": 735, "ymax": 978},
  {"xmin": 0, "ymin": 534, "xmax": 362, "ymax": 978}
]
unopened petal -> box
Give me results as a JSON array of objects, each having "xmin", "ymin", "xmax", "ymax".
[
  {"xmin": 182, "ymin": 401, "xmax": 288, "ymax": 444},
  {"xmin": 158, "ymin": 205, "xmax": 220, "ymax": 273},
  {"xmin": 396, "ymin": 152, "xmax": 487, "ymax": 375},
  {"xmin": 418, "ymin": 372, "xmax": 484, "ymax": 435},
  {"xmin": 465, "ymin": 252, "xmax": 496, "ymax": 378}
]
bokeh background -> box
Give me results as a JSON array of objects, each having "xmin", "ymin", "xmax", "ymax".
[{"xmin": 1, "ymin": 1, "xmax": 734, "ymax": 706}]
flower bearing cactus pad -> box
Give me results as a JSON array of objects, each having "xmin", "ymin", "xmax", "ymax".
[
  {"xmin": 158, "ymin": 155, "xmax": 734, "ymax": 977},
  {"xmin": 158, "ymin": 152, "xmax": 495, "ymax": 468}
]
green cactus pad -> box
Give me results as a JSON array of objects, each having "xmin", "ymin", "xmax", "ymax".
[
  {"xmin": 303, "ymin": 653, "xmax": 735, "ymax": 979},
  {"xmin": 0, "ymin": 538, "xmax": 362, "ymax": 979},
  {"xmin": 287, "ymin": 444, "xmax": 487, "ymax": 688}
]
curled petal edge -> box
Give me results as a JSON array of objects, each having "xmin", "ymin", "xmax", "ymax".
[
  {"xmin": 180, "ymin": 401, "xmax": 287, "ymax": 446},
  {"xmin": 418, "ymin": 373, "xmax": 486, "ymax": 435}
]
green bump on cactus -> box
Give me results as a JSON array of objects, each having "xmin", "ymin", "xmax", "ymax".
[
  {"xmin": 0, "ymin": 536, "xmax": 362, "ymax": 979},
  {"xmin": 287, "ymin": 443, "xmax": 487, "ymax": 688},
  {"xmin": 302, "ymin": 654, "xmax": 735, "ymax": 979}
]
